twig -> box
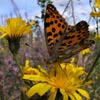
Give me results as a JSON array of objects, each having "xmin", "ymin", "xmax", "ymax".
[
  {"xmin": 70, "ymin": 0, "xmax": 76, "ymax": 24},
  {"xmin": 62, "ymin": 0, "xmax": 71, "ymax": 15},
  {"xmin": 10, "ymin": 0, "xmax": 21, "ymax": 17}
]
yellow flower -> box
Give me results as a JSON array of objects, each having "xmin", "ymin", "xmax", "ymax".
[
  {"xmin": 23, "ymin": 62, "xmax": 90, "ymax": 100},
  {"xmin": 90, "ymin": 0, "xmax": 100, "ymax": 17},
  {"xmin": 0, "ymin": 17, "xmax": 35, "ymax": 39},
  {"xmin": 0, "ymin": 46, "xmax": 5, "ymax": 52},
  {"xmin": 22, "ymin": 60, "xmax": 42, "ymax": 75},
  {"xmin": 81, "ymin": 48, "xmax": 91, "ymax": 55},
  {"xmin": 95, "ymin": 0, "xmax": 100, "ymax": 10},
  {"xmin": 90, "ymin": 12, "xmax": 100, "ymax": 17},
  {"xmin": 0, "ymin": 17, "xmax": 35, "ymax": 55},
  {"xmin": 94, "ymin": 34, "xmax": 100, "ymax": 39},
  {"xmin": 70, "ymin": 57, "xmax": 75, "ymax": 63}
]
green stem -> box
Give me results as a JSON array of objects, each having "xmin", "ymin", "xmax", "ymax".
[
  {"xmin": 13, "ymin": 54, "xmax": 23, "ymax": 75},
  {"xmin": 84, "ymin": 45, "xmax": 100, "ymax": 83},
  {"xmin": 13, "ymin": 54, "xmax": 28, "ymax": 100},
  {"xmin": 96, "ymin": 17, "xmax": 99, "ymax": 35}
]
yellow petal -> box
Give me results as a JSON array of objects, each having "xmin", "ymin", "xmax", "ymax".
[
  {"xmin": 23, "ymin": 67, "xmax": 41, "ymax": 75},
  {"xmin": 70, "ymin": 57, "xmax": 75, "ymax": 63},
  {"xmin": 38, "ymin": 65, "xmax": 48, "ymax": 74},
  {"xmin": 26, "ymin": 83, "xmax": 51, "ymax": 98},
  {"xmin": 48, "ymin": 88, "xmax": 57, "ymax": 100},
  {"xmin": 60, "ymin": 63, "xmax": 66, "ymax": 69},
  {"xmin": 23, "ymin": 75, "xmax": 47, "ymax": 82},
  {"xmin": 0, "ymin": 33, "xmax": 8, "ymax": 39},
  {"xmin": 90, "ymin": 12, "xmax": 100, "ymax": 17},
  {"xmin": 60, "ymin": 88, "xmax": 68, "ymax": 100},
  {"xmin": 73, "ymin": 92, "xmax": 82, "ymax": 100},
  {"xmin": 29, "ymin": 21, "xmax": 35, "ymax": 26},
  {"xmin": 77, "ymin": 89, "xmax": 90, "ymax": 99},
  {"xmin": 68, "ymin": 94, "xmax": 76, "ymax": 100},
  {"xmin": 81, "ymin": 48, "xmax": 91, "ymax": 55},
  {"xmin": 25, "ymin": 60, "xmax": 30, "ymax": 67},
  {"xmin": 95, "ymin": 0, "xmax": 100, "ymax": 9}
]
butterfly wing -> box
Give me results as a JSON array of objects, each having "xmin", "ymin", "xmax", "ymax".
[
  {"xmin": 44, "ymin": 4, "xmax": 69, "ymax": 56},
  {"xmin": 44, "ymin": 4, "xmax": 95, "ymax": 63},
  {"xmin": 57, "ymin": 39, "xmax": 94, "ymax": 62},
  {"xmin": 57, "ymin": 21, "xmax": 90, "ymax": 52},
  {"xmin": 56, "ymin": 21, "xmax": 94, "ymax": 61}
]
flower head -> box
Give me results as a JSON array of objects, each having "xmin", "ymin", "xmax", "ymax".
[
  {"xmin": 90, "ymin": 0, "xmax": 100, "ymax": 17},
  {"xmin": 94, "ymin": 34, "xmax": 100, "ymax": 39},
  {"xmin": 23, "ymin": 62, "xmax": 90, "ymax": 100},
  {"xmin": 90, "ymin": 12, "xmax": 100, "ymax": 17},
  {"xmin": 0, "ymin": 17, "xmax": 35, "ymax": 39},
  {"xmin": 81, "ymin": 48, "xmax": 91, "ymax": 55},
  {"xmin": 0, "ymin": 17, "xmax": 35, "ymax": 55}
]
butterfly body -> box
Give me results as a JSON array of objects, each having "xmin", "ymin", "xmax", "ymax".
[{"xmin": 44, "ymin": 4, "xmax": 94, "ymax": 63}]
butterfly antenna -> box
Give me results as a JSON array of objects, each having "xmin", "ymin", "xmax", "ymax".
[{"xmin": 25, "ymin": 43, "xmax": 34, "ymax": 49}]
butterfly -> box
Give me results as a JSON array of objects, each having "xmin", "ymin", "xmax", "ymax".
[{"xmin": 44, "ymin": 4, "xmax": 95, "ymax": 63}]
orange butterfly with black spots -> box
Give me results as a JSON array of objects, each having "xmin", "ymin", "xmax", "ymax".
[{"xmin": 44, "ymin": 4, "xmax": 94, "ymax": 63}]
